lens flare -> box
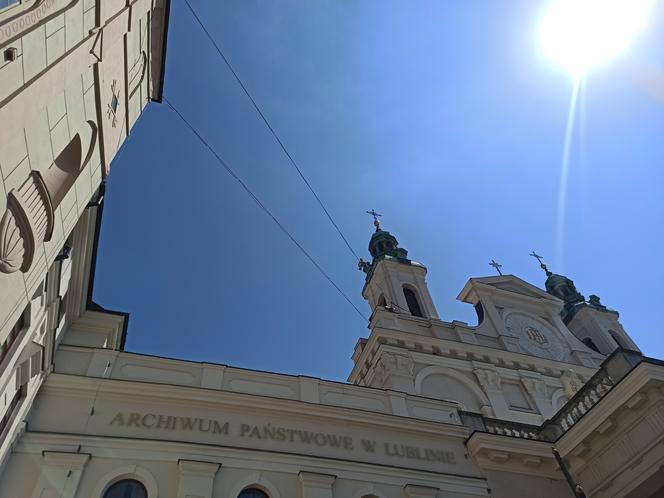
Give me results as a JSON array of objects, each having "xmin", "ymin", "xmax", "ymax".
[{"xmin": 539, "ymin": 0, "xmax": 655, "ymax": 75}]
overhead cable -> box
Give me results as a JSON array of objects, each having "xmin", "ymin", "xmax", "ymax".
[
  {"xmin": 163, "ymin": 97, "xmax": 368, "ymax": 322},
  {"xmin": 184, "ymin": 0, "xmax": 362, "ymax": 262}
]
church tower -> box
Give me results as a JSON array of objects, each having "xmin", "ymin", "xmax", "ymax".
[
  {"xmin": 536, "ymin": 257, "xmax": 639, "ymax": 355},
  {"xmin": 359, "ymin": 212, "xmax": 439, "ymax": 320}
]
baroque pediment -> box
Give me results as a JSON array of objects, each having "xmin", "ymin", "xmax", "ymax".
[{"xmin": 457, "ymin": 275, "xmax": 560, "ymax": 306}]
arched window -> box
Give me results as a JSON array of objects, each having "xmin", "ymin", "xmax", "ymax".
[
  {"xmin": 103, "ymin": 479, "xmax": 147, "ymax": 498},
  {"xmin": 609, "ymin": 330, "xmax": 627, "ymax": 349},
  {"xmin": 582, "ymin": 337, "xmax": 600, "ymax": 353},
  {"xmin": 403, "ymin": 287, "xmax": 423, "ymax": 317},
  {"xmin": 239, "ymin": 489, "xmax": 269, "ymax": 498},
  {"xmin": 377, "ymin": 294, "xmax": 386, "ymax": 308}
]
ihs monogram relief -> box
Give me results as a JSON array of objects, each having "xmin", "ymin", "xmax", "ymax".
[
  {"xmin": 106, "ymin": 80, "xmax": 121, "ymax": 128},
  {"xmin": 504, "ymin": 312, "xmax": 566, "ymax": 361},
  {"xmin": 526, "ymin": 326, "xmax": 549, "ymax": 345}
]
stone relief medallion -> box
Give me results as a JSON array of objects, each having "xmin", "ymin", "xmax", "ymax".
[{"xmin": 504, "ymin": 312, "xmax": 567, "ymax": 361}]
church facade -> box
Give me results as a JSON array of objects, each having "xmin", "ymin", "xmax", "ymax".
[{"xmin": 0, "ymin": 3, "xmax": 663, "ymax": 498}]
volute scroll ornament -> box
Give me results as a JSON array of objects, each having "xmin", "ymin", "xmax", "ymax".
[{"xmin": 0, "ymin": 171, "xmax": 54, "ymax": 274}]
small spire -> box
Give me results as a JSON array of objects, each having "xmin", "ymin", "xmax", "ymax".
[
  {"xmin": 366, "ymin": 209, "xmax": 382, "ymax": 231},
  {"xmin": 489, "ymin": 259, "xmax": 503, "ymax": 275},
  {"xmin": 530, "ymin": 251, "xmax": 553, "ymax": 277}
]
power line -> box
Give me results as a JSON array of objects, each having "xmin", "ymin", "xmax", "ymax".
[
  {"xmin": 184, "ymin": 0, "xmax": 362, "ymax": 262},
  {"xmin": 163, "ymin": 97, "xmax": 368, "ymax": 322}
]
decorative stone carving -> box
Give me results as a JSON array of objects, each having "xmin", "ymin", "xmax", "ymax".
[
  {"xmin": 0, "ymin": 121, "xmax": 97, "ymax": 274},
  {"xmin": 373, "ymin": 352, "xmax": 413, "ymax": 385},
  {"xmin": 0, "ymin": 171, "xmax": 53, "ymax": 273},
  {"xmin": 522, "ymin": 377, "xmax": 547, "ymax": 397},
  {"xmin": 474, "ymin": 368, "xmax": 501, "ymax": 390},
  {"xmin": 504, "ymin": 311, "xmax": 567, "ymax": 361},
  {"xmin": 560, "ymin": 369, "xmax": 584, "ymax": 397}
]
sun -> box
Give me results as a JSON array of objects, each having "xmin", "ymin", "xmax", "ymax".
[{"xmin": 539, "ymin": 0, "xmax": 656, "ymax": 76}]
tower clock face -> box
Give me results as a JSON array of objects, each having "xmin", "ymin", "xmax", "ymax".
[{"xmin": 504, "ymin": 312, "xmax": 567, "ymax": 361}]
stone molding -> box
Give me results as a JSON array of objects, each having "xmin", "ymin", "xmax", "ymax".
[
  {"xmin": 560, "ymin": 369, "xmax": 584, "ymax": 397},
  {"xmin": 474, "ymin": 368, "xmax": 501, "ymax": 391},
  {"xmin": 349, "ymin": 327, "xmax": 598, "ymax": 386},
  {"xmin": 521, "ymin": 377, "xmax": 546, "ymax": 397},
  {"xmin": 91, "ymin": 465, "xmax": 159, "ymax": 498},
  {"xmin": 403, "ymin": 484, "xmax": 439, "ymax": 497},
  {"xmin": 374, "ymin": 352, "xmax": 414, "ymax": 383},
  {"xmin": 42, "ymin": 371, "xmax": 470, "ymax": 439},
  {"xmin": 298, "ymin": 471, "xmax": 336, "ymax": 498},
  {"xmin": 177, "ymin": 460, "xmax": 220, "ymax": 498},
  {"xmin": 177, "ymin": 459, "xmax": 220, "ymax": 478},
  {"xmin": 31, "ymin": 451, "xmax": 90, "ymax": 498},
  {"xmin": 465, "ymin": 432, "xmax": 561, "ymax": 479}
]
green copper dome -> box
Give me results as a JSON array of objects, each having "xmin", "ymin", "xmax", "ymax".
[
  {"xmin": 368, "ymin": 228, "xmax": 409, "ymax": 262},
  {"xmin": 544, "ymin": 272, "xmax": 620, "ymax": 323},
  {"xmin": 545, "ymin": 273, "xmax": 585, "ymax": 323}
]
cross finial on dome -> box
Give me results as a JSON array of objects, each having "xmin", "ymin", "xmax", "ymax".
[
  {"xmin": 489, "ymin": 259, "xmax": 503, "ymax": 275},
  {"xmin": 530, "ymin": 251, "xmax": 553, "ymax": 277},
  {"xmin": 366, "ymin": 209, "xmax": 382, "ymax": 231}
]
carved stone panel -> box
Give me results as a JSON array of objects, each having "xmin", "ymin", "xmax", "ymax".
[
  {"xmin": 504, "ymin": 311, "xmax": 567, "ymax": 361},
  {"xmin": 0, "ymin": 171, "xmax": 53, "ymax": 273}
]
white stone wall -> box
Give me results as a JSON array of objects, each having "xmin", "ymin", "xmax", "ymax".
[{"xmin": 0, "ymin": 0, "xmax": 169, "ymax": 475}]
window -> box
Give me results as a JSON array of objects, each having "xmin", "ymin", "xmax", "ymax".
[
  {"xmin": 238, "ymin": 489, "xmax": 269, "ymax": 498},
  {"xmin": 403, "ymin": 287, "xmax": 423, "ymax": 317},
  {"xmin": 103, "ymin": 479, "xmax": 147, "ymax": 498},
  {"xmin": 474, "ymin": 302, "xmax": 485, "ymax": 325},
  {"xmin": 582, "ymin": 337, "xmax": 600, "ymax": 353},
  {"xmin": 609, "ymin": 330, "xmax": 627, "ymax": 349}
]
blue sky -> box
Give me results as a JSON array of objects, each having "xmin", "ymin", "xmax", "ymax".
[{"xmin": 94, "ymin": 1, "xmax": 664, "ymax": 381}]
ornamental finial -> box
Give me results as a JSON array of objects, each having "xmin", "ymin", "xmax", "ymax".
[
  {"xmin": 530, "ymin": 251, "xmax": 553, "ymax": 277},
  {"xmin": 489, "ymin": 259, "xmax": 503, "ymax": 275},
  {"xmin": 366, "ymin": 209, "xmax": 382, "ymax": 231}
]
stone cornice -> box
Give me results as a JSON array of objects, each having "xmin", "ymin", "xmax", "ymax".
[
  {"xmin": 350, "ymin": 326, "xmax": 598, "ymax": 384},
  {"xmin": 42, "ymin": 373, "xmax": 470, "ymax": 439},
  {"xmin": 466, "ymin": 432, "xmax": 561, "ymax": 479},
  {"xmin": 177, "ymin": 459, "xmax": 220, "ymax": 477}
]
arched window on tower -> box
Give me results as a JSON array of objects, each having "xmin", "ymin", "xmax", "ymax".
[
  {"xmin": 103, "ymin": 480, "xmax": 147, "ymax": 498},
  {"xmin": 582, "ymin": 337, "xmax": 600, "ymax": 353},
  {"xmin": 403, "ymin": 287, "xmax": 423, "ymax": 317},
  {"xmin": 609, "ymin": 330, "xmax": 628, "ymax": 349},
  {"xmin": 377, "ymin": 294, "xmax": 386, "ymax": 308},
  {"xmin": 238, "ymin": 489, "xmax": 269, "ymax": 498}
]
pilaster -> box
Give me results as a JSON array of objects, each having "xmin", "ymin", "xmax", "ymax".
[
  {"xmin": 520, "ymin": 373, "xmax": 553, "ymax": 418},
  {"xmin": 404, "ymin": 484, "xmax": 439, "ymax": 497},
  {"xmin": 474, "ymin": 367, "xmax": 509, "ymax": 418},
  {"xmin": 177, "ymin": 460, "xmax": 220, "ymax": 498},
  {"xmin": 31, "ymin": 451, "xmax": 90, "ymax": 498},
  {"xmin": 298, "ymin": 471, "xmax": 336, "ymax": 498}
]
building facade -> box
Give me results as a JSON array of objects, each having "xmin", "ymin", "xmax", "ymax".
[
  {"xmin": 0, "ymin": 0, "xmax": 169, "ymax": 475},
  {"xmin": 0, "ymin": 3, "xmax": 663, "ymax": 497}
]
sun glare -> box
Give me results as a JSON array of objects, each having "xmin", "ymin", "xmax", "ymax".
[{"xmin": 539, "ymin": 0, "xmax": 656, "ymax": 76}]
